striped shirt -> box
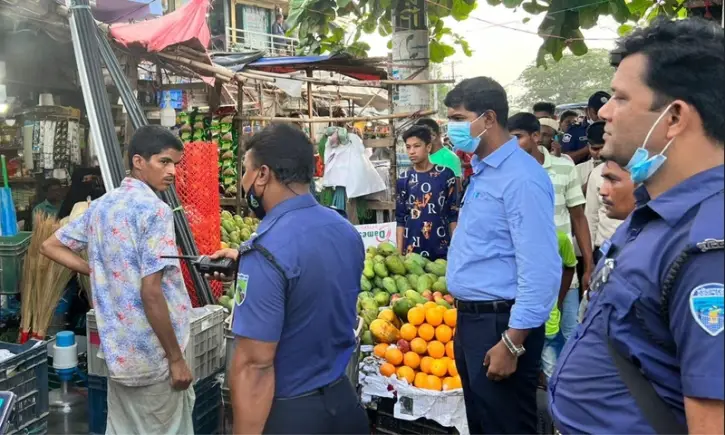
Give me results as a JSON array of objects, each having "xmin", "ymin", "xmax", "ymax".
[{"xmin": 539, "ymin": 146, "xmax": 586, "ymax": 288}]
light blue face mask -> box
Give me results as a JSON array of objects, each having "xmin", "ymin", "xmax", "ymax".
[
  {"xmin": 625, "ymin": 103, "xmax": 676, "ymax": 185},
  {"xmin": 448, "ymin": 113, "xmax": 487, "ymax": 153}
]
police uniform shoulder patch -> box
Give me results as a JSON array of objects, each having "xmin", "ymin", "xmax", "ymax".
[
  {"xmin": 689, "ymin": 282, "xmax": 724, "ymax": 336},
  {"xmin": 234, "ymin": 273, "xmax": 249, "ymax": 306}
]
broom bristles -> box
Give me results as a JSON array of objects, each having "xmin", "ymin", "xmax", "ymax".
[{"xmin": 20, "ymin": 212, "xmax": 50, "ymax": 336}]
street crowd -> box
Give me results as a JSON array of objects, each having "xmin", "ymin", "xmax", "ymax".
[{"xmin": 38, "ymin": 16, "xmax": 723, "ymax": 435}]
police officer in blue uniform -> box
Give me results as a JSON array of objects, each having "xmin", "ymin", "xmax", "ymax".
[
  {"xmin": 210, "ymin": 124, "xmax": 369, "ymax": 434},
  {"xmin": 561, "ymin": 91, "xmax": 610, "ymax": 164},
  {"xmin": 549, "ymin": 18, "xmax": 724, "ymax": 434}
]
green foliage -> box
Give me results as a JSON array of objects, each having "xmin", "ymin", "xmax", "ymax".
[
  {"xmin": 502, "ymin": 0, "xmax": 691, "ymax": 67},
  {"xmin": 512, "ymin": 48, "xmax": 614, "ymax": 110},
  {"xmin": 287, "ymin": 0, "xmax": 478, "ymax": 63}
]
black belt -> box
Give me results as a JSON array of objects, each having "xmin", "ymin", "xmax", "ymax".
[
  {"xmin": 455, "ymin": 299, "xmax": 514, "ymax": 314},
  {"xmin": 277, "ymin": 376, "xmax": 345, "ymax": 401}
]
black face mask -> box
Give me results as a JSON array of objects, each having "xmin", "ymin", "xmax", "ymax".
[{"xmin": 245, "ymin": 173, "xmax": 266, "ymax": 220}]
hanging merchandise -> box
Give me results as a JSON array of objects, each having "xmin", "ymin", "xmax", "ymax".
[
  {"xmin": 322, "ymin": 128, "xmax": 386, "ymax": 199},
  {"xmin": 218, "ymin": 115, "xmax": 236, "ymax": 197},
  {"xmin": 0, "ymin": 155, "xmax": 18, "ymax": 236}
]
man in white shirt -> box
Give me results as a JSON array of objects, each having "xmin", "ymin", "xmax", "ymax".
[{"xmin": 576, "ymin": 122, "xmax": 605, "ymax": 193}]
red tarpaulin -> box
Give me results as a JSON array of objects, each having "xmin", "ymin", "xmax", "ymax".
[{"xmin": 109, "ymin": 0, "xmax": 210, "ymax": 53}]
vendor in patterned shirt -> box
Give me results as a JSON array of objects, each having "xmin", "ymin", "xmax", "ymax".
[
  {"xmin": 396, "ymin": 125, "xmax": 458, "ymax": 260},
  {"xmin": 40, "ymin": 125, "xmax": 195, "ymax": 435}
]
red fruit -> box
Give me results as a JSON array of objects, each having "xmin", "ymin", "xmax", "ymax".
[
  {"xmin": 397, "ymin": 339, "xmax": 411, "ymax": 353},
  {"xmin": 421, "ymin": 290, "xmax": 433, "ymax": 301},
  {"xmin": 433, "ymin": 291, "xmax": 443, "ymax": 300},
  {"xmin": 443, "ymin": 295, "xmax": 454, "ymax": 304}
]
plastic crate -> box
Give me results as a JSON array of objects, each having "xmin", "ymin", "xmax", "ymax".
[
  {"xmin": 0, "ymin": 340, "xmax": 49, "ymax": 433},
  {"xmin": 87, "ymin": 305, "xmax": 225, "ymax": 380},
  {"xmin": 0, "ymin": 232, "xmax": 32, "ymax": 295},
  {"xmin": 372, "ymin": 398, "xmax": 458, "ymax": 435},
  {"xmin": 87, "ymin": 370, "xmax": 223, "ymax": 435},
  {"xmin": 6, "ymin": 412, "xmax": 49, "ymax": 435}
]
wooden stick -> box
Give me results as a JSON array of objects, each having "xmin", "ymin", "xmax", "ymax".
[
  {"xmin": 243, "ymin": 69, "xmax": 453, "ymax": 87},
  {"xmin": 244, "ymin": 109, "xmax": 435, "ymax": 123},
  {"xmin": 156, "ymin": 52, "xmax": 234, "ymax": 79}
]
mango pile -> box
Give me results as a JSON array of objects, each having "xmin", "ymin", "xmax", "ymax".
[
  {"xmin": 220, "ymin": 210, "xmax": 259, "ymax": 250},
  {"xmin": 371, "ymin": 302, "xmax": 461, "ymax": 392}
]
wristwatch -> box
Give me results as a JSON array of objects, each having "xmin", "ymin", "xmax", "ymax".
[{"xmin": 502, "ymin": 331, "xmax": 526, "ymax": 357}]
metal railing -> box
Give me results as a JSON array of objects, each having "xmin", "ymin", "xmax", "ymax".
[{"xmin": 226, "ymin": 27, "xmax": 299, "ymax": 57}]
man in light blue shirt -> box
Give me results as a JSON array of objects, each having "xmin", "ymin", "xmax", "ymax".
[{"xmin": 444, "ymin": 77, "xmax": 561, "ymax": 434}]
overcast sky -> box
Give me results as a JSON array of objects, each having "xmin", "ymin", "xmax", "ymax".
[{"xmin": 359, "ymin": 3, "xmax": 620, "ymax": 89}]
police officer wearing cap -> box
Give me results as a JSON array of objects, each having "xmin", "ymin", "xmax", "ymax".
[
  {"xmin": 549, "ymin": 18, "xmax": 724, "ymax": 434},
  {"xmin": 561, "ymin": 91, "xmax": 611, "ymax": 164},
  {"xmin": 210, "ymin": 124, "xmax": 369, "ymax": 434}
]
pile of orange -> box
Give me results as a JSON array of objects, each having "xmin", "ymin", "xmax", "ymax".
[{"xmin": 376, "ymin": 303, "xmax": 461, "ymax": 392}]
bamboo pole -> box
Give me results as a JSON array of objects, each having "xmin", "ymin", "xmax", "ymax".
[
  {"xmin": 244, "ymin": 109, "xmax": 435, "ymax": 123},
  {"xmin": 306, "ymin": 69, "xmax": 314, "ymax": 139},
  {"xmin": 241, "ymin": 69, "xmax": 454, "ymax": 87}
]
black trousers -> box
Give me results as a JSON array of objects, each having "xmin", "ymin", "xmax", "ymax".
[
  {"xmin": 454, "ymin": 308, "xmax": 546, "ymax": 434},
  {"xmin": 263, "ymin": 376, "xmax": 369, "ymax": 434}
]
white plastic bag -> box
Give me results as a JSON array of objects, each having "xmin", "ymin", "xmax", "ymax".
[{"xmin": 323, "ymin": 133, "xmax": 386, "ymax": 198}]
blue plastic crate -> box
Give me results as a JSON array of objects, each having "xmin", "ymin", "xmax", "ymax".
[
  {"xmin": 0, "ymin": 340, "xmax": 49, "ymax": 433},
  {"xmin": 88, "ymin": 370, "xmax": 223, "ymax": 435}
]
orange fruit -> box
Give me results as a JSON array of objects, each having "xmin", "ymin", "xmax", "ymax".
[
  {"xmin": 452, "ymin": 375, "xmax": 462, "ymax": 389},
  {"xmin": 417, "ymin": 323, "xmax": 435, "ymax": 341},
  {"xmin": 425, "ymin": 308, "xmax": 444, "ymax": 326},
  {"xmin": 423, "ymin": 301, "xmax": 439, "ymax": 311},
  {"xmin": 396, "ymin": 366, "xmax": 415, "ymax": 384},
  {"xmin": 404, "ymin": 351, "xmax": 421, "ymax": 369},
  {"xmin": 384, "ymin": 347, "xmax": 404, "ymax": 366},
  {"xmin": 442, "ymin": 377, "xmax": 456, "ymax": 391},
  {"xmin": 437, "ymin": 305, "xmax": 447, "ymax": 315},
  {"xmin": 407, "ymin": 307, "xmax": 425, "ymax": 326},
  {"xmin": 414, "ymin": 371, "xmax": 428, "ymax": 388},
  {"xmin": 448, "ymin": 359, "xmax": 459, "ymax": 377},
  {"xmin": 445, "ymin": 341, "xmax": 455, "ymax": 359},
  {"xmin": 427, "ymin": 340, "xmax": 445, "ymax": 359},
  {"xmin": 444, "ymin": 308, "xmax": 457, "ymax": 328},
  {"xmin": 430, "ymin": 359, "xmax": 448, "ymax": 377},
  {"xmin": 420, "ymin": 356, "xmax": 434, "ymax": 374},
  {"xmin": 435, "ymin": 324, "xmax": 453, "ymax": 344},
  {"xmin": 374, "ymin": 343, "xmax": 389, "ymax": 358},
  {"xmin": 410, "ymin": 337, "xmax": 428, "ymax": 355},
  {"xmin": 426, "ymin": 375, "xmax": 442, "ymax": 391},
  {"xmin": 380, "ymin": 362, "xmax": 396, "ymax": 377},
  {"xmin": 440, "ymin": 356, "xmax": 451, "ymax": 368},
  {"xmin": 400, "ymin": 324, "xmax": 417, "ymax": 342}
]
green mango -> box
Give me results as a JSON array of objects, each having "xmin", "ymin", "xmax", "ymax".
[
  {"xmin": 229, "ymin": 243, "xmax": 240, "ymax": 250},
  {"xmin": 407, "ymin": 274, "xmax": 419, "ymax": 290},
  {"xmin": 374, "ymin": 291, "xmax": 390, "ymax": 307},
  {"xmin": 229, "ymin": 231, "xmax": 241, "ymax": 244},
  {"xmin": 404, "ymin": 258, "xmax": 425, "ymax": 276},
  {"xmin": 358, "ymin": 291, "xmax": 374, "ymax": 300},
  {"xmin": 221, "ymin": 210, "xmax": 233, "ymax": 220},
  {"xmin": 360, "ymin": 298, "xmax": 378, "ymax": 312},
  {"xmin": 416, "ymin": 275, "xmax": 434, "ymax": 293},
  {"xmin": 382, "ymin": 277, "xmax": 398, "ymax": 295},
  {"xmin": 363, "ymin": 260, "xmax": 375, "ymax": 279},
  {"xmin": 425, "ymin": 273, "xmax": 438, "ymax": 285},
  {"xmin": 233, "ymin": 214, "xmax": 244, "ymax": 225},
  {"xmin": 361, "ymin": 330, "xmax": 374, "ymax": 346},
  {"xmin": 361, "ymin": 308, "xmax": 378, "ymax": 328},
  {"xmin": 385, "ymin": 255, "xmax": 407, "ymax": 275},
  {"xmin": 374, "ymin": 276, "xmax": 385, "ymax": 289},
  {"xmin": 404, "ymin": 290, "xmax": 427, "ymax": 305},
  {"xmin": 366, "ymin": 246, "xmax": 378, "ymax": 256},
  {"xmin": 432, "ymin": 277, "xmax": 448, "ymax": 295},
  {"xmin": 221, "ymin": 219, "xmax": 236, "ymax": 234},
  {"xmin": 373, "ymin": 255, "xmax": 385, "ymax": 264},
  {"xmin": 425, "ymin": 261, "xmax": 447, "ymax": 277},
  {"xmin": 436, "ymin": 298, "xmax": 452, "ymax": 309},
  {"xmin": 373, "ymin": 262, "xmax": 389, "ymax": 278},
  {"xmin": 434, "ymin": 258, "xmax": 447, "ymax": 266},
  {"xmin": 406, "ymin": 252, "xmax": 427, "ymax": 269},
  {"xmin": 240, "ymin": 228, "xmax": 252, "ymax": 241},
  {"xmin": 360, "ymin": 276, "xmax": 373, "ymax": 292},
  {"xmin": 377, "ymin": 241, "xmax": 397, "ymax": 257},
  {"xmin": 392, "ymin": 297, "xmax": 414, "ymax": 320},
  {"xmin": 395, "ymin": 276, "xmax": 410, "ymax": 293}
]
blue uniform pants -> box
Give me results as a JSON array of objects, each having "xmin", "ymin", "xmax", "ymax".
[{"xmin": 454, "ymin": 307, "xmax": 545, "ymax": 434}]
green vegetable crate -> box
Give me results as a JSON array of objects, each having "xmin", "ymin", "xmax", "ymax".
[{"xmin": 0, "ymin": 232, "xmax": 32, "ymax": 294}]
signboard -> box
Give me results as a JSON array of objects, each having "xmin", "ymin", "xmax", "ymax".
[{"xmin": 356, "ymin": 222, "xmax": 397, "ymax": 249}]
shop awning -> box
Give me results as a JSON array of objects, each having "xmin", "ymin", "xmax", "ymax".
[
  {"xmin": 108, "ymin": 0, "xmax": 210, "ymax": 52},
  {"xmin": 246, "ymin": 54, "xmax": 388, "ymax": 81}
]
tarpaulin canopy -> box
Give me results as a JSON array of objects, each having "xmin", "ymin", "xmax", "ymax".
[
  {"xmin": 108, "ymin": 0, "xmax": 210, "ymax": 52},
  {"xmin": 246, "ymin": 54, "xmax": 388, "ymax": 81}
]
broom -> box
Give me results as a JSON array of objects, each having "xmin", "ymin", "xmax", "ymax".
[
  {"xmin": 31, "ymin": 216, "xmax": 73, "ymax": 339},
  {"xmin": 19, "ymin": 212, "xmax": 50, "ymax": 343}
]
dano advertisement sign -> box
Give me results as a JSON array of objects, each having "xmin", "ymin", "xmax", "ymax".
[{"xmin": 355, "ymin": 222, "xmax": 396, "ymax": 249}]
